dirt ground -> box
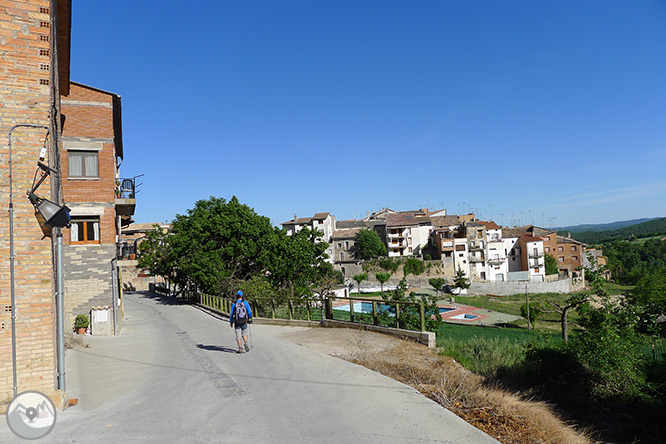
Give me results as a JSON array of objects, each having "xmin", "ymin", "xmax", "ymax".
[{"xmin": 280, "ymin": 327, "xmax": 593, "ymax": 444}]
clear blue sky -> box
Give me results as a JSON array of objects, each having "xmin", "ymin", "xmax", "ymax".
[{"xmin": 70, "ymin": 1, "xmax": 666, "ymax": 228}]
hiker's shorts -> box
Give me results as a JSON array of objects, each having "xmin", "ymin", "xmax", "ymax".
[{"xmin": 234, "ymin": 323, "xmax": 248, "ymax": 340}]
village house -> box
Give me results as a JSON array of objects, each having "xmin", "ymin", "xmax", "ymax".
[
  {"xmin": 281, "ymin": 212, "xmax": 336, "ymax": 263},
  {"xmin": 60, "ymin": 82, "xmax": 136, "ymax": 332}
]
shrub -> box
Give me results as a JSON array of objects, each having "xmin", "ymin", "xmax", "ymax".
[{"xmin": 74, "ymin": 314, "xmax": 89, "ymax": 329}]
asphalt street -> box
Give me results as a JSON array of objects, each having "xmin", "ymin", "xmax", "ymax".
[{"xmin": 0, "ymin": 292, "xmax": 500, "ymax": 443}]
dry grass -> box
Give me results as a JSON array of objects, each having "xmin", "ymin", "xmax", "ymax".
[{"xmin": 340, "ymin": 330, "xmax": 594, "ymax": 444}]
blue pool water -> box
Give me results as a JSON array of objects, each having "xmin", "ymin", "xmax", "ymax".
[
  {"xmin": 439, "ymin": 307, "xmax": 455, "ymax": 314},
  {"xmin": 334, "ymin": 302, "xmax": 390, "ymax": 314}
]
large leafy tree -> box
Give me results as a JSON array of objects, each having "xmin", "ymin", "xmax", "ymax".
[
  {"xmin": 138, "ymin": 224, "xmax": 175, "ymax": 290},
  {"xmin": 262, "ymin": 227, "xmax": 330, "ymax": 298},
  {"xmin": 544, "ymin": 253, "xmax": 559, "ymax": 275},
  {"xmin": 169, "ymin": 196, "xmax": 274, "ymax": 294},
  {"xmin": 357, "ymin": 228, "xmax": 387, "ymax": 259}
]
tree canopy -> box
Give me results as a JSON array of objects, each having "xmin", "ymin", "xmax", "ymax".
[
  {"xmin": 139, "ymin": 196, "xmax": 330, "ymax": 298},
  {"xmin": 357, "ymin": 228, "xmax": 387, "ymax": 259}
]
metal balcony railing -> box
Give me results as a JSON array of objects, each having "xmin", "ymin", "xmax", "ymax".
[{"xmin": 116, "ymin": 177, "xmax": 136, "ymax": 199}]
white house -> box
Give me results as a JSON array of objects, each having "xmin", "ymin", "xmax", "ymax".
[
  {"xmin": 519, "ymin": 234, "xmax": 546, "ymax": 282},
  {"xmin": 281, "ymin": 212, "xmax": 337, "ymax": 263}
]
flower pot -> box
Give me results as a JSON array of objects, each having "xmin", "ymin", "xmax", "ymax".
[{"xmin": 77, "ymin": 327, "xmax": 86, "ymax": 335}]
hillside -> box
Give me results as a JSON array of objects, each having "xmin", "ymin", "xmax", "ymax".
[
  {"xmin": 564, "ymin": 217, "xmax": 666, "ymax": 244},
  {"xmin": 555, "ymin": 217, "xmax": 659, "ymax": 233}
]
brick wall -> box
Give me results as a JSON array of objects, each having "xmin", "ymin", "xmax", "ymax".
[
  {"xmin": 63, "ymin": 244, "xmax": 116, "ymax": 330},
  {"xmin": 0, "ymin": 0, "xmax": 57, "ymax": 401},
  {"xmin": 59, "ymin": 84, "xmax": 121, "ymax": 334}
]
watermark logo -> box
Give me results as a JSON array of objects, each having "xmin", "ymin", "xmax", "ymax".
[{"xmin": 5, "ymin": 391, "xmax": 56, "ymax": 440}]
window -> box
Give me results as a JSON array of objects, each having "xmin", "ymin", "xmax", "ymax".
[
  {"xmin": 558, "ymin": 246, "xmax": 564, "ymax": 252},
  {"xmin": 68, "ymin": 151, "xmax": 98, "ymax": 178},
  {"xmin": 558, "ymin": 256, "xmax": 564, "ymax": 262},
  {"xmin": 545, "ymin": 247, "xmax": 550, "ymax": 253},
  {"xmin": 70, "ymin": 217, "xmax": 100, "ymax": 244},
  {"xmin": 571, "ymin": 246, "xmax": 577, "ymax": 251},
  {"xmin": 572, "ymin": 255, "xmax": 578, "ymax": 261},
  {"xmin": 339, "ymin": 252, "xmax": 344, "ymax": 261},
  {"xmin": 544, "ymin": 236, "xmax": 550, "ymax": 241},
  {"xmin": 345, "ymin": 241, "xmax": 349, "ymax": 249},
  {"xmin": 337, "ymin": 242, "xmax": 342, "ymax": 248}
]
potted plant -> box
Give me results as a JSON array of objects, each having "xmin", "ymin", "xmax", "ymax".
[{"xmin": 74, "ymin": 314, "xmax": 89, "ymax": 335}]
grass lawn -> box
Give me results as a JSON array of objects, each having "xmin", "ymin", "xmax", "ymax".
[
  {"xmin": 436, "ymin": 321, "xmax": 561, "ymax": 347},
  {"xmin": 604, "ymin": 281, "xmax": 633, "ymax": 295}
]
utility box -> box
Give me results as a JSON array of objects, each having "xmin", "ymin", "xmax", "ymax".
[{"xmin": 90, "ymin": 307, "xmax": 113, "ymax": 336}]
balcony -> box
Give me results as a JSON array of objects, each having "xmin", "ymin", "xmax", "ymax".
[
  {"xmin": 529, "ymin": 252, "xmax": 544, "ymax": 259},
  {"xmin": 469, "ymin": 255, "xmax": 485, "ymax": 263},
  {"xmin": 469, "ymin": 245, "xmax": 483, "ymax": 251},
  {"xmin": 488, "ymin": 237, "xmax": 502, "ymax": 243},
  {"xmin": 115, "ymin": 177, "xmax": 137, "ymax": 216},
  {"xmin": 441, "ymin": 241, "xmax": 454, "ymax": 250},
  {"xmin": 488, "ymin": 257, "xmax": 506, "ymax": 265}
]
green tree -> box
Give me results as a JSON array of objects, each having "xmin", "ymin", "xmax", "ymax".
[
  {"xmin": 453, "ymin": 269, "xmax": 470, "ymax": 291},
  {"xmin": 520, "ymin": 302, "xmax": 542, "ymax": 329},
  {"xmin": 543, "ymin": 293, "xmax": 589, "ymax": 342},
  {"xmin": 169, "ymin": 196, "xmax": 274, "ymax": 295},
  {"xmin": 352, "ymin": 272, "xmax": 368, "ymax": 295},
  {"xmin": 627, "ymin": 268, "xmax": 666, "ymax": 335},
  {"xmin": 544, "ymin": 253, "xmax": 559, "ymax": 275},
  {"xmin": 262, "ymin": 227, "xmax": 330, "ymax": 299},
  {"xmin": 379, "ymin": 257, "xmax": 399, "ymax": 273},
  {"xmin": 137, "ymin": 225, "xmax": 175, "ymax": 292},
  {"xmin": 357, "ymin": 228, "xmax": 387, "ymax": 259},
  {"xmin": 375, "ymin": 272, "xmax": 391, "ymax": 293},
  {"xmin": 403, "ymin": 258, "xmax": 425, "ymax": 277},
  {"xmin": 429, "ymin": 277, "xmax": 447, "ymax": 298},
  {"xmin": 380, "ymin": 278, "xmax": 441, "ymax": 332}
]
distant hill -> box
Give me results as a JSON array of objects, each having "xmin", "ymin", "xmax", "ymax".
[
  {"xmin": 562, "ymin": 217, "xmax": 666, "ymax": 245},
  {"xmin": 555, "ymin": 218, "xmax": 660, "ymax": 233}
]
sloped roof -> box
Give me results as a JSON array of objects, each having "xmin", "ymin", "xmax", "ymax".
[
  {"xmin": 337, "ymin": 219, "xmax": 366, "ymax": 229},
  {"xmin": 313, "ymin": 212, "xmax": 331, "ymax": 220},
  {"xmin": 479, "ymin": 221, "xmax": 501, "ymax": 230},
  {"xmin": 386, "ymin": 212, "xmax": 419, "ymax": 227},
  {"xmin": 331, "ymin": 228, "xmax": 361, "ymax": 240},
  {"xmin": 281, "ymin": 217, "xmax": 313, "ymax": 225},
  {"xmin": 431, "ymin": 215, "xmax": 461, "ymax": 228},
  {"xmin": 502, "ymin": 227, "xmax": 522, "ymax": 238},
  {"xmin": 520, "ymin": 234, "xmax": 542, "ymax": 243}
]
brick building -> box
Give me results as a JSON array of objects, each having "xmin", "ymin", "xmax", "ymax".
[
  {"xmin": 1, "ymin": 0, "xmax": 71, "ymax": 402},
  {"xmin": 529, "ymin": 226, "xmax": 585, "ymax": 276},
  {"xmin": 60, "ymin": 82, "xmax": 135, "ymax": 330}
]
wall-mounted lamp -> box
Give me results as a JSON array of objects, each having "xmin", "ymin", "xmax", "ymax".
[
  {"xmin": 27, "ymin": 192, "xmax": 71, "ymax": 228},
  {"xmin": 27, "ymin": 160, "xmax": 71, "ymax": 229}
]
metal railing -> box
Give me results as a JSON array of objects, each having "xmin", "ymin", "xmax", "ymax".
[{"xmin": 116, "ymin": 177, "xmax": 136, "ymax": 199}]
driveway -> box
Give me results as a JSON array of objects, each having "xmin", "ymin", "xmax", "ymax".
[{"xmin": 1, "ymin": 292, "xmax": 499, "ymax": 444}]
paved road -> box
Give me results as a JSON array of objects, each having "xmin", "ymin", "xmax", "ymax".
[{"xmin": 1, "ymin": 293, "xmax": 499, "ymax": 444}]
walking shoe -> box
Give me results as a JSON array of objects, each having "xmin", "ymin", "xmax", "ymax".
[
  {"xmin": 244, "ymin": 343, "xmax": 250, "ymax": 352},
  {"xmin": 237, "ymin": 349, "xmax": 243, "ymax": 354}
]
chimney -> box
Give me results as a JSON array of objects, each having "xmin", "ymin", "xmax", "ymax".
[{"xmin": 294, "ymin": 213, "xmax": 297, "ymax": 221}]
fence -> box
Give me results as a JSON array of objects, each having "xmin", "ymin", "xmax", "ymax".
[{"xmin": 193, "ymin": 293, "xmax": 428, "ymax": 333}]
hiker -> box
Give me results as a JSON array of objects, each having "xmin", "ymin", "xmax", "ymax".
[{"xmin": 229, "ymin": 290, "xmax": 252, "ymax": 353}]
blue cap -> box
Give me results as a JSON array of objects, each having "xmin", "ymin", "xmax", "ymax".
[{"xmin": 236, "ymin": 290, "xmax": 243, "ymax": 297}]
